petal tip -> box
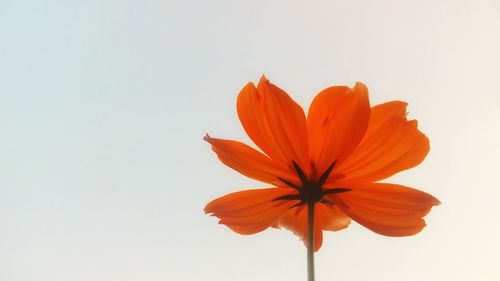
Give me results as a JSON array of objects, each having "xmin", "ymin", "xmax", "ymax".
[
  {"xmin": 354, "ymin": 81, "xmax": 367, "ymax": 88},
  {"xmin": 203, "ymin": 133, "xmax": 212, "ymax": 143},
  {"xmin": 258, "ymin": 75, "xmax": 272, "ymax": 89},
  {"xmin": 203, "ymin": 202, "xmax": 213, "ymax": 214},
  {"xmin": 353, "ymin": 82, "xmax": 368, "ymax": 94},
  {"xmin": 243, "ymin": 82, "xmax": 256, "ymax": 90},
  {"xmin": 431, "ymin": 196, "xmax": 441, "ymax": 206}
]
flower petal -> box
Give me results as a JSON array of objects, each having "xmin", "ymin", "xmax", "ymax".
[
  {"xmin": 276, "ymin": 203, "xmax": 348, "ymax": 252},
  {"xmin": 332, "ymin": 183, "xmax": 440, "ymax": 236},
  {"xmin": 307, "ymin": 83, "xmax": 370, "ymax": 175},
  {"xmin": 318, "ymin": 204, "xmax": 351, "ymax": 231},
  {"xmin": 204, "ymin": 188, "xmax": 296, "ymax": 235},
  {"xmin": 334, "ymin": 101, "xmax": 429, "ymax": 183},
  {"xmin": 237, "ymin": 76, "xmax": 310, "ymax": 173},
  {"xmin": 204, "ymin": 135, "xmax": 297, "ymax": 185}
]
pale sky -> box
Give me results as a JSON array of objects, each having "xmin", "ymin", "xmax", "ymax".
[{"xmin": 1, "ymin": 0, "xmax": 499, "ymax": 280}]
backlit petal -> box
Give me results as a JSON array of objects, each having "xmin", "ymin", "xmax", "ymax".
[
  {"xmin": 204, "ymin": 135, "xmax": 297, "ymax": 185},
  {"xmin": 205, "ymin": 188, "xmax": 296, "ymax": 235},
  {"xmin": 318, "ymin": 204, "xmax": 351, "ymax": 231},
  {"xmin": 332, "ymin": 183, "xmax": 440, "ymax": 236},
  {"xmin": 237, "ymin": 77, "xmax": 310, "ymax": 173},
  {"xmin": 307, "ymin": 83, "xmax": 370, "ymax": 175},
  {"xmin": 334, "ymin": 101, "xmax": 429, "ymax": 183},
  {"xmin": 277, "ymin": 205, "xmax": 338, "ymax": 252}
]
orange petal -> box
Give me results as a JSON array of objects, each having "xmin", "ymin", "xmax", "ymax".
[
  {"xmin": 204, "ymin": 188, "xmax": 296, "ymax": 235},
  {"xmin": 204, "ymin": 135, "xmax": 297, "ymax": 185},
  {"xmin": 317, "ymin": 204, "xmax": 351, "ymax": 231},
  {"xmin": 332, "ymin": 183, "xmax": 440, "ymax": 236},
  {"xmin": 237, "ymin": 76, "xmax": 310, "ymax": 174},
  {"xmin": 307, "ymin": 83, "xmax": 370, "ymax": 176},
  {"xmin": 334, "ymin": 101, "xmax": 429, "ymax": 183},
  {"xmin": 277, "ymin": 204, "xmax": 334, "ymax": 252}
]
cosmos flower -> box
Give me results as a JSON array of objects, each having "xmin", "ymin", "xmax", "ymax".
[{"xmin": 204, "ymin": 76, "xmax": 440, "ymax": 252}]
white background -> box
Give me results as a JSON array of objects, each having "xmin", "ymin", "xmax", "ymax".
[{"xmin": 1, "ymin": 0, "xmax": 499, "ymax": 280}]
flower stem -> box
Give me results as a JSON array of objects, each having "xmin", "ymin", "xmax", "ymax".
[{"xmin": 307, "ymin": 201, "xmax": 315, "ymax": 281}]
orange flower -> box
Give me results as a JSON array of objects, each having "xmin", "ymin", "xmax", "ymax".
[{"xmin": 204, "ymin": 76, "xmax": 440, "ymax": 252}]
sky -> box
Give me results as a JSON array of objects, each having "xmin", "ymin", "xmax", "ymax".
[{"xmin": 1, "ymin": 0, "xmax": 499, "ymax": 280}]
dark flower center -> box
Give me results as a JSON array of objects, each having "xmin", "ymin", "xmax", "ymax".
[{"xmin": 273, "ymin": 161, "xmax": 350, "ymax": 208}]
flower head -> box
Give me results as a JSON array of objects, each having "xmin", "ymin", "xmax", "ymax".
[{"xmin": 204, "ymin": 76, "xmax": 440, "ymax": 251}]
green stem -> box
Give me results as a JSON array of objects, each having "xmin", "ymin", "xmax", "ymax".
[{"xmin": 307, "ymin": 201, "xmax": 315, "ymax": 281}]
